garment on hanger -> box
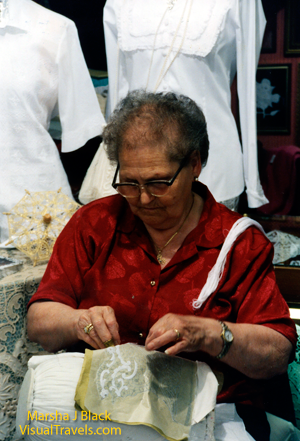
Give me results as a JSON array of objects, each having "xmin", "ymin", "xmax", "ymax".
[
  {"xmin": 103, "ymin": 0, "xmax": 268, "ymax": 208},
  {"xmin": 0, "ymin": 0, "xmax": 105, "ymax": 243}
]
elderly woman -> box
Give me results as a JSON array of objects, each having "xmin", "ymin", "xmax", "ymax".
[{"xmin": 27, "ymin": 91, "xmax": 296, "ymax": 441}]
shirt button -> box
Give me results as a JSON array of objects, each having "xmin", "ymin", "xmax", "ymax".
[
  {"xmin": 150, "ymin": 280, "xmax": 156, "ymax": 286},
  {"xmin": 139, "ymin": 332, "xmax": 144, "ymax": 339}
]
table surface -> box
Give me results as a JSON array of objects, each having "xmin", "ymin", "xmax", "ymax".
[{"xmin": 0, "ymin": 248, "xmax": 48, "ymax": 441}]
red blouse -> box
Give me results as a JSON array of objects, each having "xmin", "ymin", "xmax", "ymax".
[{"xmin": 28, "ymin": 183, "xmax": 296, "ymax": 408}]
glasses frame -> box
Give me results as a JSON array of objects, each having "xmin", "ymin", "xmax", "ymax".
[{"xmin": 112, "ymin": 156, "xmax": 189, "ymax": 198}]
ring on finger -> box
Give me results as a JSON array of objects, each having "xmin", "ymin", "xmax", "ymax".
[
  {"xmin": 104, "ymin": 338, "xmax": 115, "ymax": 348},
  {"xmin": 174, "ymin": 329, "xmax": 181, "ymax": 341},
  {"xmin": 84, "ymin": 323, "xmax": 94, "ymax": 335}
]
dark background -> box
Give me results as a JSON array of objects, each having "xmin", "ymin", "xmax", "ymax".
[{"xmin": 33, "ymin": 0, "xmax": 107, "ymax": 71}]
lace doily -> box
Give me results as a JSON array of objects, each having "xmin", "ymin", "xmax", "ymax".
[{"xmin": 266, "ymin": 230, "xmax": 300, "ymax": 265}]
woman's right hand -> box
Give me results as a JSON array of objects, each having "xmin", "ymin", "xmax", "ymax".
[{"xmin": 76, "ymin": 306, "xmax": 121, "ymax": 349}]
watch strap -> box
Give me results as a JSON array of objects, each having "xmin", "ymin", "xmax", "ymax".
[{"xmin": 216, "ymin": 321, "xmax": 233, "ymax": 360}]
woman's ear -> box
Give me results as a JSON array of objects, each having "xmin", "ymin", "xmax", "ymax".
[{"xmin": 190, "ymin": 151, "xmax": 202, "ymax": 178}]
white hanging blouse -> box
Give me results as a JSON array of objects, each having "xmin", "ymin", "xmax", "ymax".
[
  {"xmin": 103, "ymin": 0, "xmax": 268, "ymax": 208},
  {"xmin": 0, "ymin": 0, "xmax": 105, "ymax": 243}
]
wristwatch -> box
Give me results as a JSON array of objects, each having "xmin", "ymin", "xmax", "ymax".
[{"xmin": 215, "ymin": 321, "xmax": 234, "ymax": 360}]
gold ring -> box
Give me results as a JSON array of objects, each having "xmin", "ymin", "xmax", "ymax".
[
  {"xmin": 84, "ymin": 323, "xmax": 94, "ymax": 335},
  {"xmin": 104, "ymin": 338, "xmax": 115, "ymax": 348},
  {"xmin": 174, "ymin": 329, "xmax": 181, "ymax": 341}
]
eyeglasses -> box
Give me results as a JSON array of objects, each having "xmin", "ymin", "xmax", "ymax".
[{"xmin": 112, "ymin": 156, "xmax": 189, "ymax": 198}]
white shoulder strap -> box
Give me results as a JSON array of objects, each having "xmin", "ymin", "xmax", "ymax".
[{"xmin": 193, "ymin": 217, "xmax": 265, "ymax": 310}]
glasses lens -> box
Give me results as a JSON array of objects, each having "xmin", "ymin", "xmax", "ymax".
[
  {"xmin": 146, "ymin": 182, "xmax": 169, "ymax": 196},
  {"xmin": 116, "ymin": 185, "xmax": 140, "ymax": 198}
]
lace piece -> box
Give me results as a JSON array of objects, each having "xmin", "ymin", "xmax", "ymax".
[
  {"xmin": 118, "ymin": 0, "xmax": 231, "ymax": 57},
  {"xmin": 266, "ymin": 230, "xmax": 300, "ymax": 265},
  {"xmin": 75, "ymin": 344, "xmax": 200, "ymax": 441},
  {"xmin": 0, "ymin": 249, "xmax": 49, "ymax": 441}
]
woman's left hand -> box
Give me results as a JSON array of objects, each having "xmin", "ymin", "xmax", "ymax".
[{"xmin": 145, "ymin": 313, "xmax": 222, "ymax": 357}]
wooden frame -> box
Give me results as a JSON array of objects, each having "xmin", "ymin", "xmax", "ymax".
[
  {"xmin": 285, "ymin": 0, "xmax": 300, "ymax": 56},
  {"xmin": 256, "ymin": 64, "xmax": 291, "ymax": 135}
]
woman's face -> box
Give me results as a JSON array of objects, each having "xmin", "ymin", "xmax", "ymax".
[{"xmin": 118, "ymin": 144, "xmax": 201, "ymax": 230}]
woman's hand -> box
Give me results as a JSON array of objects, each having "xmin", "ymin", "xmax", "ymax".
[
  {"xmin": 76, "ymin": 306, "xmax": 121, "ymax": 349},
  {"xmin": 145, "ymin": 313, "xmax": 293, "ymax": 380},
  {"xmin": 145, "ymin": 313, "xmax": 222, "ymax": 357},
  {"xmin": 27, "ymin": 302, "xmax": 121, "ymax": 353}
]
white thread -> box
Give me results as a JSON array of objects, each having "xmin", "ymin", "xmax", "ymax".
[
  {"xmin": 97, "ymin": 345, "xmax": 138, "ymax": 399},
  {"xmin": 193, "ymin": 217, "xmax": 265, "ymax": 310}
]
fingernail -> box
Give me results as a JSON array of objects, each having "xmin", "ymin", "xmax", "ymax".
[{"xmin": 165, "ymin": 349, "xmax": 170, "ymax": 355}]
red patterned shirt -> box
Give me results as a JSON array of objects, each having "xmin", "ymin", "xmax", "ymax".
[{"xmin": 28, "ymin": 182, "xmax": 296, "ymax": 408}]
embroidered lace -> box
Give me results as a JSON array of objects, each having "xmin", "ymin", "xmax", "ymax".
[{"xmin": 266, "ymin": 230, "xmax": 300, "ymax": 265}]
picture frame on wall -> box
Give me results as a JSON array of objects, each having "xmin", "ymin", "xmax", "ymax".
[
  {"xmin": 285, "ymin": 0, "xmax": 300, "ymax": 56},
  {"xmin": 256, "ymin": 64, "xmax": 291, "ymax": 135}
]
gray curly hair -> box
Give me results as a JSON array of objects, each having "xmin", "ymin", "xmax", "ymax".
[{"xmin": 102, "ymin": 90, "xmax": 209, "ymax": 166}]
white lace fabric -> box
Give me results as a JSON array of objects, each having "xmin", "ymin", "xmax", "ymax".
[
  {"xmin": 120, "ymin": 0, "xmax": 230, "ymax": 57},
  {"xmin": 266, "ymin": 230, "xmax": 300, "ymax": 265}
]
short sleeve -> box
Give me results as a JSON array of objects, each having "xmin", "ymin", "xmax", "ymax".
[{"xmin": 56, "ymin": 21, "xmax": 106, "ymax": 153}]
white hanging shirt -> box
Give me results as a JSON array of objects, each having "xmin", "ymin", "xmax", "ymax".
[
  {"xmin": 103, "ymin": 0, "xmax": 268, "ymax": 208},
  {"xmin": 0, "ymin": 0, "xmax": 106, "ymax": 243}
]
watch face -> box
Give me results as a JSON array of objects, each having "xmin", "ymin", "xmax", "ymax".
[{"xmin": 224, "ymin": 329, "xmax": 233, "ymax": 342}]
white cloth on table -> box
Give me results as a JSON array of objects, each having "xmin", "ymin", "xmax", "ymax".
[
  {"xmin": 103, "ymin": 0, "xmax": 267, "ymax": 208},
  {"xmin": 0, "ymin": 0, "xmax": 105, "ymax": 243}
]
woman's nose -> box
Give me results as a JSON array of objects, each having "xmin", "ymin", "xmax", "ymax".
[{"xmin": 139, "ymin": 186, "xmax": 155, "ymax": 204}]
